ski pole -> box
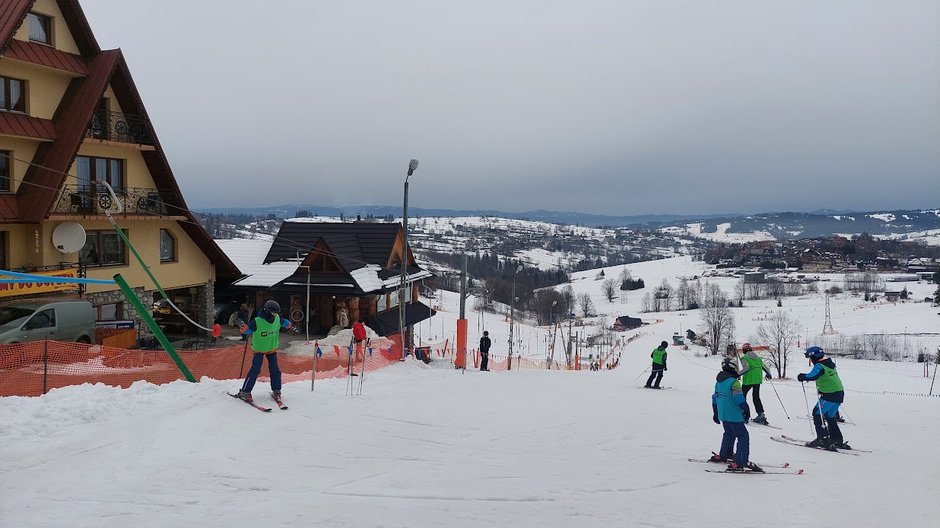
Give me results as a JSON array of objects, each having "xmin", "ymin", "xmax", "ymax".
[
  {"xmin": 358, "ymin": 338, "xmax": 368, "ymax": 396},
  {"xmin": 765, "ymin": 377, "xmax": 790, "ymax": 419},
  {"xmin": 816, "ymin": 397, "xmax": 829, "ymax": 439},
  {"xmin": 634, "ymin": 366, "xmax": 651, "ymax": 382},
  {"xmin": 800, "ymin": 382, "xmax": 815, "ymax": 438}
]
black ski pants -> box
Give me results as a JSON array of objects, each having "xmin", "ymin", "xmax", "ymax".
[
  {"xmin": 742, "ymin": 384, "xmax": 764, "ymax": 415},
  {"xmin": 645, "ymin": 364, "xmax": 664, "ymax": 388},
  {"xmin": 480, "ymin": 352, "xmax": 489, "ymax": 371}
]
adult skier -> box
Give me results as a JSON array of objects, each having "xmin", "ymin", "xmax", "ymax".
[
  {"xmin": 709, "ymin": 357, "xmax": 762, "ymax": 472},
  {"xmin": 479, "ymin": 331, "xmax": 491, "ymax": 371},
  {"xmin": 235, "ymin": 300, "xmax": 296, "ymax": 405},
  {"xmin": 644, "ymin": 341, "xmax": 668, "ymax": 388},
  {"xmin": 797, "ymin": 346, "xmax": 849, "ymax": 450},
  {"xmin": 738, "ymin": 342, "xmax": 773, "ymax": 424}
]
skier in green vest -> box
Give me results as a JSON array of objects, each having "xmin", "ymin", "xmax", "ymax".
[
  {"xmin": 797, "ymin": 346, "xmax": 849, "ymax": 450},
  {"xmin": 738, "ymin": 342, "xmax": 773, "ymax": 425},
  {"xmin": 644, "ymin": 341, "xmax": 668, "ymax": 389},
  {"xmin": 236, "ymin": 299, "xmax": 296, "ymax": 405}
]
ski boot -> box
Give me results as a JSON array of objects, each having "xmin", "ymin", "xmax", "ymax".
[
  {"xmin": 805, "ymin": 437, "xmax": 828, "ymax": 449},
  {"xmin": 271, "ymin": 391, "xmax": 283, "ymax": 404},
  {"xmin": 727, "ymin": 462, "xmax": 764, "ymax": 473},
  {"xmin": 709, "ymin": 452, "xmax": 733, "ymax": 463},
  {"xmin": 753, "ymin": 413, "xmax": 768, "ymax": 425},
  {"xmin": 831, "ymin": 441, "xmax": 851, "ymax": 450},
  {"xmin": 236, "ymin": 391, "xmax": 254, "ymax": 403}
]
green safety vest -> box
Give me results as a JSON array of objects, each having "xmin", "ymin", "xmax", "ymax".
[
  {"xmin": 814, "ymin": 363, "xmax": 844, "ymax": 393},
  {"xmin": 651, "ymin": 348, "xmax": 666, "ymax": 365},
  {"xmin": 251, "ymin": 315, "xmax": 281, "ymax": 353},
  {"xmin": 741, "ymin": 355, "xmax": 765, "ymax": 385}
]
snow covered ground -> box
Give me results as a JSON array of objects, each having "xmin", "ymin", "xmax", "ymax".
[{"xmin": 2, "ymin": 257, "xmax": 939, "ymax": 528}]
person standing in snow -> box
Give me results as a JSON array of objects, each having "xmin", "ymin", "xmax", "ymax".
[
  {"xmin": 709, "ymin": 357, "xmax": 762, "ymax": 472},
  {"xmin": 644, "ymin": 341, "xmax": 668, "ymax": 388},
  {"xmin": 738, "ymin": 342, "xmax": 773, "ymax": 424},
  {"xmin": 798, "ymin": 346, "xmax": 849, "ymax": 450},
  {"xmin": 236, "ymin": 300, "xmax": 296, "ymax": 405},
  {"xmin": 479, "ymin": 331, "xmax": 491, "ymax": 371}
]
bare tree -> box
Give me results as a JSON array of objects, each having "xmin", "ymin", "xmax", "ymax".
[
  {"xmin": 700, "ymin": 283, "xmax": 735, "ymax": 355},
  {"xmin": 654, "ymin": 278, "xmax": 673, "ymax": 312},
  {"xmin": 675, "ymin": 278, "xmax": 692, "ymax": 310},
  {"xmin": 641, "ymin": 292, "xmax": 652, "ymax": 312},
  {"xmin": 601, "ymin": 278, "xmax": 617, "ymax": 303},
  {"xmin": 755, "ymin": 310, "xmax": 801, "ymax": 378},
  {"xmin": 577, "ymin": 292, "xmax": 594, "ymax": 317}
]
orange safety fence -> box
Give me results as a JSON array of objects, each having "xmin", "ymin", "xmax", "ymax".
[{"xmin": 0, "ymin": 340, "xmax": 404, "ymax": 397}]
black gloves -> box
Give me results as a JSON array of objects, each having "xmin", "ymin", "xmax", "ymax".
[
  {"xmin": 712, "ymin": 404, "xmax": 720, "ymax": 424},
  {"xmin": 797, "ymin": 373, "xmax": 807, "ymax": 382},
  {"xmin": 739, "ymin": 404, "xmax": 750, "ymax": 423},
  {"xmin": 765, "ymin": 373, "xmax": 772, "ymax": 380}
]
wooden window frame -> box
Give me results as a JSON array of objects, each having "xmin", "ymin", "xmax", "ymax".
[
  {"xmin": 75, "ymin": 155, "xmax": 124, "ymax": 191},
  {"xmin": 159, "ymin": 229, "xmax": 177, "ymax": 263},
  {"xmin": 79, "ymin": 230, "xmax": 128, "ymax": 268},
  {"xmin": 27, "ymin": 12, "xmax": 53, "ymax": 46},
  {"xmin": 96, "ymin": 302, "xmax": 124, "ymax": 321},
  {"xmin": 0, "ymin": 76, "xmax": 27, "ymax": 113}
]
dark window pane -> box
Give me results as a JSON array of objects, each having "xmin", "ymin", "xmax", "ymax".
[
  {"xmin": 95, "ymin": 158, "xmax": 107, "ymax": 182},
  {"xmin": 79, "ymin": 234, "xmax": 100, "ymax": 266},
  {"xmin": 0, "ymin": 78, "xmax": 6, "ymax": 109},
  {"xmin": 9, "ymin": 80, "xmax": 24, "ymax": 112},
  {"xmin": 0, "ymin": 151, "xmax": 9, "ymax": 191},
  {"xmin": 109, "ymin": 159, "xmax": 123, "ymax": 189},
  {"xmin": 100, "ymin": 233, "xmax": 124, "ymax": 265},
  {"xmin": 160, "ymin": 230, "xmax": 175, "ymax": 261},
  {"xmin": 27, "ymin": 13, "xmax": 50, "ymax": 44},
  {"xmin": 76, "ymin": 157, "xmax": 91, "ymax": 190}
]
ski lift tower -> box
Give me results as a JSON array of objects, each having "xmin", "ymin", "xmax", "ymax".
[{"xmin": 822, "ymin": 294, "xmax": 836, "ymax": 335}]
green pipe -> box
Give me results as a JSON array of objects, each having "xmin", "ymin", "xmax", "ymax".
[{"xmin": 114, "ymin": 273, "xmax": 195, "ymax": 382}]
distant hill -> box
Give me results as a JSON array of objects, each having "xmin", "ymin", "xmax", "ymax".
[
  {"xmin": 194, "ymin": 204, "xmax": 733, "ymax": 227},
  {"xmin": 674, "ymin": 210, "xmax": 940, "ymax": 240}
]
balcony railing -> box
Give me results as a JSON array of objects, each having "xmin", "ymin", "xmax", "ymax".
[
  {"xmin": 52, "ymin": 185, "xmax": 182, "ymax": 216},
  {"xmin": 86, "ymin": 110, "xmax": 152, "ymax": 145}
]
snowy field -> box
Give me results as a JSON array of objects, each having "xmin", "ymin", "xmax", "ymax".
[{"xmin": 2, "ymin": 257, "xmax": 939, "ymax": 528}]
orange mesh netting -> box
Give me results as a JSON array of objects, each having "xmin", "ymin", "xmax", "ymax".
[{"xmin": 0, "ymin": 340, "xmax": 404, "ymax": 397}]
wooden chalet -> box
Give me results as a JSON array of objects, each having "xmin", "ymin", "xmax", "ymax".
[{"xmin": 224, "ymin": 220, "xmax": 434, "ymax": 342}]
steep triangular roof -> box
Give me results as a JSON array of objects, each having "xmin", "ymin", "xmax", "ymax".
[
  {"xmin": 0, "ymin": 1, "xmax": 238, "ymax": 277},
  {"xmin": 0, "ymin": 0, "xmax": 99, "ymax": 55}
]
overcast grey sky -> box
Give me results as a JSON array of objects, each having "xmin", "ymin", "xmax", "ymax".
[{"xmin": 82, "ymin": 0, "xmax": 939, "ymax": 216}]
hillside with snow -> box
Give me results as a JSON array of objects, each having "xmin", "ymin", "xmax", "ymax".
[{"xmin": 3, "ymin": 257, "xmax": 938, "ymax": 527}]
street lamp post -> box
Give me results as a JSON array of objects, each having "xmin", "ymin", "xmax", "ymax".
[
  {"xmin": 509, "ymin": 265, "xmax": 522, "ymax": 369},
  {"xmin": 399, "ymin": 159, "xmax": 419, "ymax": 359}
]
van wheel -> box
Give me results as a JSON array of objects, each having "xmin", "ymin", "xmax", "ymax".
[{"xmin": 76, "ymin": 336, "xmax": 91, "ymax": 344}]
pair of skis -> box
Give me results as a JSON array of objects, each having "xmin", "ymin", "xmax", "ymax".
[
  {"xmin": 228, "ymin": 392, "xmax": 288, "ymax": 412},
  {"xmin": 689, "ymin": 456, "xmax": 804, "ymax": 475},
  {"xmin": 770, "ymin": 435, "xmax": 870, "ymax": 455}
]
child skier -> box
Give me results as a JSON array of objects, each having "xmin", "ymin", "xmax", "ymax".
[
  {"xmin": 797, "ymin": 346, "xmax": 849, "ymax": 450},
  {"xmin": 709, "ymin": 356, "xmax": 762, "ymax": 472},
  {"xmin": 236, "ymin": 300, "xmax": 296, "ymax": 405},
  {"xmin": 738, "ymin": 342, "xmax": 773, "ymax": 424},
  {"xmin": 644, "ymin": 341, "xmax": 668, "ymax": 388}
]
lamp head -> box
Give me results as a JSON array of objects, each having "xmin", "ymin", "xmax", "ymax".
[{"xmin": 407, "ymin": 159, "xmax": 419, "ymax": 177}]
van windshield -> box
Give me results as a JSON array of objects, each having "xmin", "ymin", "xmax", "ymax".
[{"xmin": 0, "ymin": 307, "xmax": 35, "ymax": 326}]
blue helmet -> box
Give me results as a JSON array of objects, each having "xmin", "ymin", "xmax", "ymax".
[{"xmin": 805, "ymin": 346, "xmax": 824, "ymax": 361}]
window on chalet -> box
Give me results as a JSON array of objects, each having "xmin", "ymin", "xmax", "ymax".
[
  {"xmin": 79, "ymin": 230, "xmax": 127, "ymax": 267},
  {"xmin": 0, "ymin": 150, "xmax": 10, "ymax": 191},
  {"xmin": 27, "ymin": 12, "xmax": 52, "ymax": 45},
  {"xmin": 159, "ymin": 229, "xmax": 176, "ymax": 262},
  {"xmin": 75, "ymin": 156, "xmax": 124, "ymax": 191},
  {"xmin": 0, "ymin": 77, "xmax": 26, "ymax": 113},
  {"xmin": 97, "ymin": 302, "xmax": 124, "ymax": 321}
]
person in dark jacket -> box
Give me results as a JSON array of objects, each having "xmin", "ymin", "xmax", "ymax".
[
  {"xmin": 479, "ymin": 331, "xmax": 491, "ymax": 371},
  {"xmin": 645, "ymin": 341, "xmax": 668, "ymax": 388},
  {"xmin": 798, "ymin": 346, "xmax": 849, "ymax": 450},
  {"xmin": 709, "ymin": 357, "xmax": 762, "ymax": 472}
]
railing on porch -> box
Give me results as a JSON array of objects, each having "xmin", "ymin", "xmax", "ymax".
[
  {"xmin": 86, "ymin": 110, "xmax": 152, "ymax": 145},
  {"xmin": 52, "ymin": 185, "xmax": 182, "ymax": 216}
]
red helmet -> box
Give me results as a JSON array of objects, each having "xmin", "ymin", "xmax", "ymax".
[{"xmin": 741, "ymin": 342, "xmax": 752, "ymax": 352}]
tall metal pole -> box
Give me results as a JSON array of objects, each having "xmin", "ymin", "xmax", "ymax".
[
  {"xmin": 509, "ymin": 265, "xmax": 521, "ymax": 369},
  {"xmin": 399, "ymin": 159, "xmax": 418, "ymax": 359}
]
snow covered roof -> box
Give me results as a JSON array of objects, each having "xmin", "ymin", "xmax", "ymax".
[{"xmin": 216, "ymin": 238, "xmax": 298, "ymax": 288}]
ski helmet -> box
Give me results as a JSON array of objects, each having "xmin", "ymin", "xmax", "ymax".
[
  {"xmin": 660, "ymin": 340, "xmax": 669, "ymax": 348},
  {"xmin": 263, "ymin": 299, "xmax": 281, "ymax": 314},
  {"xmin": 804, "ymin": 346, "xmax": 824, "ymax": 361},
  {"xmin": 741, "ymin": 342, "xmax": 752, "ymax": 352},
  {"xmin": 721, "ymin": 356, "xmax": 739, "ymax": 374}
]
